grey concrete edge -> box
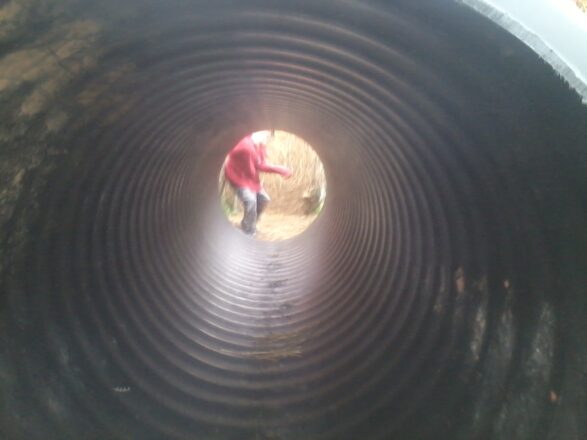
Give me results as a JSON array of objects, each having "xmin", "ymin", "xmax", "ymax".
[{"xmin": 457, "ymin": 0, "xmax": 587, "ymax": 104}]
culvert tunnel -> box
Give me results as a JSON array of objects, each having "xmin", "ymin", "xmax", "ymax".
[{"xmin": 1, "ymin": 0, "xmax": 587, "ymax": 439}]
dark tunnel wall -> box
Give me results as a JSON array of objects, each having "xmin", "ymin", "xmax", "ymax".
[{"xmin": 1, "ymin": 1, "xmax": 587, "ymax": 439}]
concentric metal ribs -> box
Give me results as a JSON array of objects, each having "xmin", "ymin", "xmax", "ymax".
[{"xmin": 1, "ymin": 1, "xmax": 586, "ymax": 439}]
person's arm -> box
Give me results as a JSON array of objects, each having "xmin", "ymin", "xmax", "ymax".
[
  {"xmin": 256, "ymin": 162, "xmax": 292, "ymax": 177},
  {"xmin": 255, "ymin": 143, "xmax": 292, "ymax": 177}
]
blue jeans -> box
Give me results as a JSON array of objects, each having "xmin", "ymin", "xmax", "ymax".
[{"xmin": 235, "ymin": 187, "xmax": 270, "ymax": 235}]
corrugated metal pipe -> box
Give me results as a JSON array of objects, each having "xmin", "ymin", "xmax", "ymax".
[{"xmin": 1, "ymin": 1, "xmax": 586, "ymax": 439}]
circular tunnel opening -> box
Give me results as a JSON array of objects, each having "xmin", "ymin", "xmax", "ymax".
[{"xmin": 219, "ymin": 130, "xmax": 326, "ymax": 241}]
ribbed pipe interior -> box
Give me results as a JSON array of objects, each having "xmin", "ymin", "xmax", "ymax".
[{"xmin": 1, "ymin": 1, "xmax": 586, "ymax": 439}]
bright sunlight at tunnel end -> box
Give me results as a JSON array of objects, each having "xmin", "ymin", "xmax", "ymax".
[{"xmin": 219, "ymin": 130, "xmax": 326, "ymax": 241}]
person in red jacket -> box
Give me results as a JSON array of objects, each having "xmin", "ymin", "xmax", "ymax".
[{"xmin": 224, "ymin": 131, "xmax": 292, "ymax": 235}]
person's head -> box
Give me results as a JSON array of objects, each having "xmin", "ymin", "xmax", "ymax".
[{"xmin": 251, "ymin": 130, "xmax": 272, "ymax": 146}]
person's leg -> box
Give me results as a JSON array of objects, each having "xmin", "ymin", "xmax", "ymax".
[
  {"xmin": 236, "ymin": 188, "xmax": 257, "ymax": 235},
  {"xmin": 256, "ymin": 190, "xmax": 271, "ymax": 219}
]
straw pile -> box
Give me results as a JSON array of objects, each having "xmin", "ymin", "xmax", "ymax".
[{"xmin": 262, "ymin": 130, "xmax": 325, "ymax": 215}]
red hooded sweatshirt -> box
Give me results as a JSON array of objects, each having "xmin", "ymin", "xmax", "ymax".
[{"xmin": 224, "ymin": 135, "xmax": 290, "ymax": 192}]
